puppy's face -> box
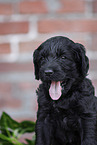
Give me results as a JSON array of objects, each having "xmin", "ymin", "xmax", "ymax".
[
  {"xmin": 33, "ymin": 36, "xmax": 89, "ymax": 100},
  {"xmin": 36, "ymin": 43, "xmax": 77, "ymax": 82}
]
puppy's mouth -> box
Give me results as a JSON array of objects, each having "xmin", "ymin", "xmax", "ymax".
[{"xmin": 49, "ymin": 81, "xmax": 67, "ymax": 100}]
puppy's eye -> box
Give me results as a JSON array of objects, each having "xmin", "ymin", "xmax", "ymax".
[
  {"xmin": 40, "ymin": 56, "xmax": 45, "ymax": 65},
  {"xmin": 61, "ymin": 56, "xmax": 66, "ymax": 59}
]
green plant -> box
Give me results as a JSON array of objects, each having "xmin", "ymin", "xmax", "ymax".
[{"xmin": 0, "ymin": 112, "xmax": 36, "ymax": 145}]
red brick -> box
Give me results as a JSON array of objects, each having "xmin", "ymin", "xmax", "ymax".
[
  {"xmin": 90, "ymin": 60, "xmax": 97, "ymax": 71},
  {"xmin": 0, "ymin": 83, "xmax": 11, "ymax": 91},
  {"xmin": 92, "ymin": 80, "xmax": 97, "ymax": 89},
  {"xmin": 19, "ymin": 81, "xmax": 39, "ymax": 91},
  {"xmin": 0, "ymin": 62, "xmax": 33, "ymax": 72},
  {"xmin": 19, "ymin": 82, "xmax": 33, "ymax": 90},
  {"xmin": 0, "ymin": 83, "xmax": 11, "ymax": 96},
  {"xmin": 0, "ymin": 95, "xmax": 21, "ymax": 108},
  {"xmin": 0, "ymin": 43, "xmax": 11, "ymax": 54},
  {"xmin": 15, "ymin": 118, "xmax": 34, "ymax": 122},
  {"xmin": 19, "ymin": 1, "xmax": 48, "ymax": 14},
  {"xmin": 0, "ymin": 3, "xmax": 13, "ymax": 15},
  {"xmin": 92, "ymin": 34, "xmax": 97, "ymax": 50},
  {"xmin": 0, "ymin": 83, "xmax": 21, "ymax": 109},
  {"xmin": 19, "ymin": 41, "xmax": 43, "ymax": 53},
  {"xmin": 0, "ymin": 22, "xmax": 29, "ymax": 35},
  {"xmin": 93, "ymin": 0, "xmax": 97, "ymax": 13},
  {"xmin": 38, "ymin": 19, "xmax": 97, "ymax": 33},
  {"xmin": 58, "ymin": 0, "xmax": 85, "ymax": 13}
]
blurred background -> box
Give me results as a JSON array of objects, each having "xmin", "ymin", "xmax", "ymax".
[{"xmin": 0, "ymin": 0, "xmax": 97, "ymax": 122}]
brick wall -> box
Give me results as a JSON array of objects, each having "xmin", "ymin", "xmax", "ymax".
[{"xmin": 0, "ymin": 0, "xmax": 97, "ymax": 121}]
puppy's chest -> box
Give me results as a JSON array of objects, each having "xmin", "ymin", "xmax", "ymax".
[{"xmin": 50, "ymin": 104, "xmax": 81, "ymax": 131}]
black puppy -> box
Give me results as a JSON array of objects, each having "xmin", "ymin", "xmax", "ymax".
[{"xmin": 33, "ymin": 36, "xmax": 97, "ymax": 145}]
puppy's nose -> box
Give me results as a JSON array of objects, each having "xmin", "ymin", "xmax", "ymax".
[{"xmin": 45, "ymin": 69, "xmax": 53, "ymax": 76}]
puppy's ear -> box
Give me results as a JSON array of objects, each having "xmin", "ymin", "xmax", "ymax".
[
  {"xmin": 74, "ymin": 43, "xmax": 89, "ymax": 77},
  {"xmin": 33, "ymin": 49, "xmax": 40, "ymax": 80}
]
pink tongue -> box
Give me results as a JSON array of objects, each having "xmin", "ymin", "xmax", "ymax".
[{"xmin": 49, "ymin": 81, "xmax": 62, "ymax": 100}]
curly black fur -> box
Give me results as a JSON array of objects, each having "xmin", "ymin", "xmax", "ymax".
[{"xmin": 33, "ymin": 36, "xmax": 97, "ymax": 145}]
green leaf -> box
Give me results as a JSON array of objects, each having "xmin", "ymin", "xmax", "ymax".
[
  {"xmin": 0, "ymin": 112, "xmax": 19, "ymax": 136},
  {"xmin": 0, "ymin": 134, "xmax": 24, "ymax": 145},
  {"xmin": 0, "ymin": 134, "xmax": 14, "ymax": 144},
  {"xmin": 0, "ymin": 112, "xmax": 36, "ymax": 136},
  {"xmin": 0, "ymin": 112, "xmax": 36, "ymax": 145},
  {"xmin": 19, "ymin": 121, "xmax": 35, "ymax": 134},
  {"xmin": 25, "ymin": 134, "xmax": 35, "ymax": 145}
]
